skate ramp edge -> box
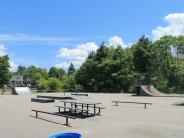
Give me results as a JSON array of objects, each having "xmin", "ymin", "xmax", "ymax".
[{"xmin": 140, "ymin": 85, "xmax": 165, "ymax": 96}]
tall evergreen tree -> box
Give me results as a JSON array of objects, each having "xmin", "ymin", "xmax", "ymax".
[
  {"xmin": 68, "ymin": 63, "xmax": 76, "ymax": 75},
  {"xmin": 132, "ymin": 36, "xmax": 152, "ymax": 73},
  {"xmin": 95, "ymin": 42, "xmax": 108, "ymax": 62}
]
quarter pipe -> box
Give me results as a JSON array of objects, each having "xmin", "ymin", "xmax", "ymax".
[{"xmin": 136, "ymin": 85, "xmax": 166, "ymax": 96}]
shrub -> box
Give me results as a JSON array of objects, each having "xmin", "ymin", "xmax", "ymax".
[{"xmin": 37, "ymin": 77, "xmax": 61, "ymax": 92}]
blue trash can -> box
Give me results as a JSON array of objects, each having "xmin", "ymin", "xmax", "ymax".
[{"xmin": 48, "ymin": 132, "xmax": 82, "ymax": 138}]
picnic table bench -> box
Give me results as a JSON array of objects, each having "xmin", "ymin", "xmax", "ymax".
[
  {"xmin": 112, "ymin": 101, "xmax": 152, "ymax": 109},
  {"xmin": 31, "ymin": 109, "xmax": 76, "ymax": 126},
  {"xmin": 75, "ymin": 104, "xmax": 105, "ymax": 115},
  {"xmin": 55, "ymin": 105, "xmax": 89, "ymax": 114}
]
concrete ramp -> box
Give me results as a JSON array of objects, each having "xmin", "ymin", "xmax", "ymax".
[
  {"xmin": 138, "ymin": 85, "xmax": 166, "ymax": 96},
  {"xmin": 12, "ymin": 87, "xmax": 31, "ymax": 95}
]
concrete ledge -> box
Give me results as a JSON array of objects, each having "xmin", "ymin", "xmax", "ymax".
[{"xmin": 31, "ymin": 98, "xmax": 55, "ymax": 103}]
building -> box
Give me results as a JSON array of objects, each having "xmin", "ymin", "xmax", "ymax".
[{"xmin": 9, "ymin": 75, "xmax": 24, "ymax": 87}]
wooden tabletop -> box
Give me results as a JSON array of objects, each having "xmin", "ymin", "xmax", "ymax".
[{"xmin": 60, "ymin": 100, "xmax": 101, "ymax": 105}]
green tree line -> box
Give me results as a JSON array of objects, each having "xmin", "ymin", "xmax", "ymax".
[{"xmin": 0, "ymin": 35, "xmax": 184, "ymax": 93}]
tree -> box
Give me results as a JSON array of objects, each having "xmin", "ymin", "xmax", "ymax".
[
  {"xmin": 87, "ymin": 51, "xmax": 96, "ymax": 60},
  {"xmin": 37, "ymin": 77, "xmax": 62, "ymax": 92},
  {"xmin": 76, "ymin": 59, "xmax": 98, "ymax": 91},
  {"xmin": 57, "ymin": 68, "xmax": 66, "ymax": 79},
  {"xmin": 16, "ymin": 65, "xmax": 27, "ymax": 85},
  {"xmin": 76, "ymin": 44, "xmax": 135, "ymax": 92},
  {"xmin": 17, "ymin": 65, "xmax": 26, "ymax": 75},
  {"xmin": 25, "ymin": 65, "xmax": 48, "ymax": 86},
  {"xmin": 48, "ymin": 67, "xmax": 65, "ymax": 79},
  {"xmin": 153, "ymin": 35, "xmax": 184, "ymax": 93},
  {"xmin": 8, "ymin": 35, "xmax": 184, "ymax": 94},
  {"xmin": 95, "ymin": 42, "xmax": 108, "ymax": 62},
  {"xmin": 48, "ymin": 67, "xmax": 58, "ymax": 78},
  {"xmin": 61, "ymin": 73, "xmax": 82, "ymax": 92},
  {"xmin": 37, "ymin": 78, "xmax": 48, "ymax": 92},
  {"xmin": 132, "ymin": 36, "xmax": 152, "ymax": 73},
  {"xmin": 68, "ymin": 63, "xmax": 76, "ymax": 75},
  {"xmin": 0, "ymin": 55, "xmax": 10, "ymax": 87},
  {"xmin": 47, "ymin": 77, "xmax": 61, "ymax": 92}
]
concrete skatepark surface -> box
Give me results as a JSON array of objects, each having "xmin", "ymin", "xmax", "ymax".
[{"xmin": 0, "ymin": 93, "xmax": 184, "ymax": 138}]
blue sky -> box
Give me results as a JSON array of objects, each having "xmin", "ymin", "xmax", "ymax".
[{"xmin": 0, "ymin": 0, "xmax": 184, "ymax": 71}]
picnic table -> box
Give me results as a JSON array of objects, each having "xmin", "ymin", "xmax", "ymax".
[{"xmin": 59, "ymin": 100, "xmax": 102, "ymax": 116}]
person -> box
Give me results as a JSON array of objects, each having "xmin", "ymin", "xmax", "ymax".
[
  {"xmin": 151, "ymin": 77, "xmax": 158, "ymax": 85},
  {"xmin": 2, "ymin": 85, "xmax": 7, "ymax": 95},
  {"xmin": 147, "ymin": 85, "xmax": 152, "ymax": 93}
]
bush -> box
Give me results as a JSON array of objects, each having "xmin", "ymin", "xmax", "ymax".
[
  {"xmin": 37, "ymin": 78, "xmax": 48, "ymax": 92},
  {"xmin": 61, "ymin": 74, "xmax": 82, "ymax": 92},
  {"xmin": 47, "ymin": 77, "xmax": 62, "ymax": 92},
  {"xmin": 154, "ymin": 77, "xmax": 169, "ymax": 93},
  {"xmin": 37, "ymin": 77, "xmax": 61, "ymax": 92}
]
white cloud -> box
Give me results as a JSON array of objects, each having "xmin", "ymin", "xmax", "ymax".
[
  {"xmin": 56, "ymin": 42, "xmax": 98, "ymax": 69},
  {"xmin": 9, "ymin": 60, "xmax": 18, "ymax": 72},
  {"xmin": 108, "ymin": 36, "xmax": 130, "ymax": 48},
  {"xmin": 54, "ymin": 61, "xmax": 83, "ymax": 69},
  {"xmin": 56, "ymin": 48, "xmax": 88, "ymax": 61},
  {"xmin": 0, "ymin": 44, "xmax": 18, "ymax": 72},
  {"xmin": 55, "ymin": 37, "xmax": 132, "ymax": 69},
  {"xmin": 76, "ymin": 42, "xmax": 98, "ymax": 52},
  {"xmin": 152, "ymin": 12, "xmax": 184, "ymax": 40},
  {"xmin": 0, "ymin": 44, "xmax": 7, "ymax": 56},
  {"xmin": 57, "ymin": 42, "xmax": 98, "ymax": 61},
  {"xmin": 0, "ymin": 33, "xmax": 79, "ymax": 45}
]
